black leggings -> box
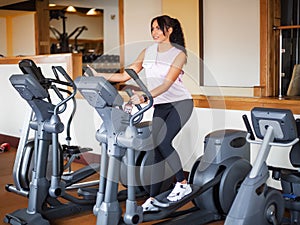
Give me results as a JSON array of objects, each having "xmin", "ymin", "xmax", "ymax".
[{"xmin": 150, "ymin": 99, "xmax": 194, "ymax": 197}]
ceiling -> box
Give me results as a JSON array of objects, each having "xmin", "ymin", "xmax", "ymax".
[{"xmin": 0, "ymin": 0, "xmax": 29, "ymax": 7}]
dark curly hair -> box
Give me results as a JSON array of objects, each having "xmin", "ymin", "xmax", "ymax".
[{"xmin": 151, "ymin": 15, "xmax": 187, "ymax": 56}]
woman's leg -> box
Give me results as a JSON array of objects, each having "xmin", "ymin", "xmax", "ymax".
[{"xmin": 150, "ymin": 99, "xmax": 193, "ymax": 197}]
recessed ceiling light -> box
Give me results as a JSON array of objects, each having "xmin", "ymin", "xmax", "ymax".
[
  {"xmin": 86, "ymin": 8, "xmax": 99, "ymax": 16},
  {"xmin": 66, "ymin": 6, "xmax": 76, "ymax": 12}
]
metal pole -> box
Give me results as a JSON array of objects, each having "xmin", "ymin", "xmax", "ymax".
[
  {"xmin": 296, "ymin": 0, "xmax": 300, "ymax": 64},
  {"xmin": 279, "ymin": 29, "xmax": 283, "ymax": 99}
]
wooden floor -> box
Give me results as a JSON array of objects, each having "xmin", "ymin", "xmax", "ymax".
[{"xmin": 0, "ymin": 149, "xmax": 224, "ymax": 225}]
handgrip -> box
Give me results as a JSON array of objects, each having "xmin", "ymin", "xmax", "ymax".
[
  {"xmin": 50, "ymin": 66, "xmax": 77, "ymax": 116},
  {"xmin": 124, "ymin": 68, "xmax": 153, "ymax": 126},
  {"xmin": 242, "ymin": 114, "xmax": 255, "ymax": 140},
  {"xmin": 54, "ymin": 66, "xmax": 74, "ymax": 84},
  {"xmin": 125, "ymin": 88, "xmax": 134, "ymax": 97},
  {"xmin": 19, "ymin": 59, "xmax": 46, "ymax": 82},
  {"xmin": 125, "ymin": 88, "xmax": 142, "ymax": 111},
  {"xmin": 125, "ymin": 69, "xmax": 149, "ymax": 94},
  {"xmin": 84, "ymin": 67, "xmax": 94, "ymax": 77},
  {"xmin": 125, "ymin": 68, "xmax": 139, "ymax": 80}
]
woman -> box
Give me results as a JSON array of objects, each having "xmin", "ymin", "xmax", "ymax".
[{"xmin": 87, "ymin": 15, "xmax": 194, "ymax": 212}]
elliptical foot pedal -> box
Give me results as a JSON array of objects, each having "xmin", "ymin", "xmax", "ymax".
[
  {"xmin": 153, "ymin": 209, "xmax": 223, "ymax": 225},
  {"xmin": 152, "ymin": 198, "xmax": 171, "ymax": 208},
  {"xmin": 153, "ymin": 184, "xmax": 199, "ymax": 209},
  {"xmin": 117, "ymin": 188, "xmax": 148, "ymax": 201},
  {"xmin": 78, "ymin": 147, "xmax": 93, "ymax": 153},
  {"xmin": 78, "ymin": 187, "xmax": 97, "ymax": 200},
  {"xmin": 63, "ymin": 145, "xmax": 92, "ymax": 155},
  {"xmin": 4, "ymin": 209, "xmax": 50, "ymax": 225}
]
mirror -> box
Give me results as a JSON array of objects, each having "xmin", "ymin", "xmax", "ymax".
[
  {"xmin": 49, "ymin": 0, "xmax": 120, "ymax": 54},
  {"xmin": 49, "ymin": 5, "xmax": 104, "ymax": 55},
  {"xmin": 49, "ymin": 0, "xmax": 122, "ymax": 74},
  {"xmin": 48, "ymin": 0, "xmax": 122, "ymax": 77}
]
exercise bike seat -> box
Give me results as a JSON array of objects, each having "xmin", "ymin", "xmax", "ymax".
[{"xmin": 63, "ymin": 163, "xmax": 100, "ymax": 185}]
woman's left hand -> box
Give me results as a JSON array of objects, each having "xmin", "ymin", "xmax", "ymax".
[{"xmin": 130, "ymin": 90, "xmax": 143, "ymax": 105}]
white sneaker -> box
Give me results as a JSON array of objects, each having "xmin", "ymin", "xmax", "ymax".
[
  {"xmin": 167, "ymin": 182, "xmax": 192, "ymax": 202},
  {"xmin": 142, "ymin": 198, "xmax": 159, "ymax": 212}
]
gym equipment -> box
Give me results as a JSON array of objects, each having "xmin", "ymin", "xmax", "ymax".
[
  {"xmin": 0, "ymin": 142, "xmax": 11, "ymax": 153},
  {"xmin": 50, "ymin": 9, "xmax": 88, "ymax": 53},
  {"xmin": 224, "ymin": 107, "xmax": 300, "ymax": 225},
  {"xmin": 5, "ymin": 59, "xmax": 98, "ymax": 197},
  {"xmin": 4, "ymin": 60, "xmax": 99, "ymax": 225},
  {"xmin": 75, "ymin": 68, "xmax": 252, "ymax": 225}
]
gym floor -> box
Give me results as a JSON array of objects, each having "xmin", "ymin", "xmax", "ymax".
[{"xmin": 0, "ymin": 148, "xmax": 224, "ymax": 225}]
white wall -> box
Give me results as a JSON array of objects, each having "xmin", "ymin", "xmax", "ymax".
[
  {"xmin": 123, "ymin": 0, "xmax": 162, "ymax": 67},
  {"xmin": 162, "ymin": 0, "xmax": 200, "ymax": 91},
  {"xmin": 203, "ymin": 0, "xmax": 260, "ymax": 87},
  {"xmin": 0, "ymin": 65, "xmax": 30, "ymax": 136},
  {"xmin": 11, "ymin": 13, "xmax": 36, "ymax": 56},
  {"xmin": 0, "ymin": 12, "xmax": 36, "ymax": 56}
]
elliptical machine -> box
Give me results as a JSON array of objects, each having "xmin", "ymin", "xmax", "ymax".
[
  {"xmin": 5, "ymin": 59, "xmax": 99, "ymax": 198},
  {"xmin": 4, "ymin": 60, "xmax": 99, "ymax": 225},
  {"xmin": 225, "ymin": 107, "xmax": 300, "ymax": 225},
  {"xmin": 75, "ymin": 68, "xmax": 252, "ymax": 225}
]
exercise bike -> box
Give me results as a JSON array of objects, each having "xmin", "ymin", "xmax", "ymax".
[
  {"xmin": 224, "ymin": 107, "xmax": 300, "ymax": 225},
  {"xmin": 4, "ymin": 60, "xmax": 99, "ymax": 225},
  {"xmin": 75, "ymin": 68, "xmax": 252, "ymax": 225}
]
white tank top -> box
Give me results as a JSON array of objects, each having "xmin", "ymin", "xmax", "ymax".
[{"xmin": 142, "ymin": 43, "xmax": 192, "ymax": 105}]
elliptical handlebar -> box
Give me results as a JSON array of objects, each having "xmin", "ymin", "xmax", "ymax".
[
  {"xmin": 242, "ymin": 114, "xmax": 255, "ymax": 140},
  {"xmin": 124, "ymin": 88, "xmax": 144, "ymax": 124},
  {"xmin": 124, "ymin": 69, "xmax": 153, "ymax": 126},
  {"xmin": 124, "ymin": 88, "xmax": 142, "ymax": 110},
  {"xmin": 51, "ymin": 66, "xmax": 77, "ymax": 116},
  {"xmin": 16, "ymin": 59, "xmax": 77, "ymax": 123},
  {"xmin": 18, "ymin": 59, "xmax": 77, "ymax": 113}
]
